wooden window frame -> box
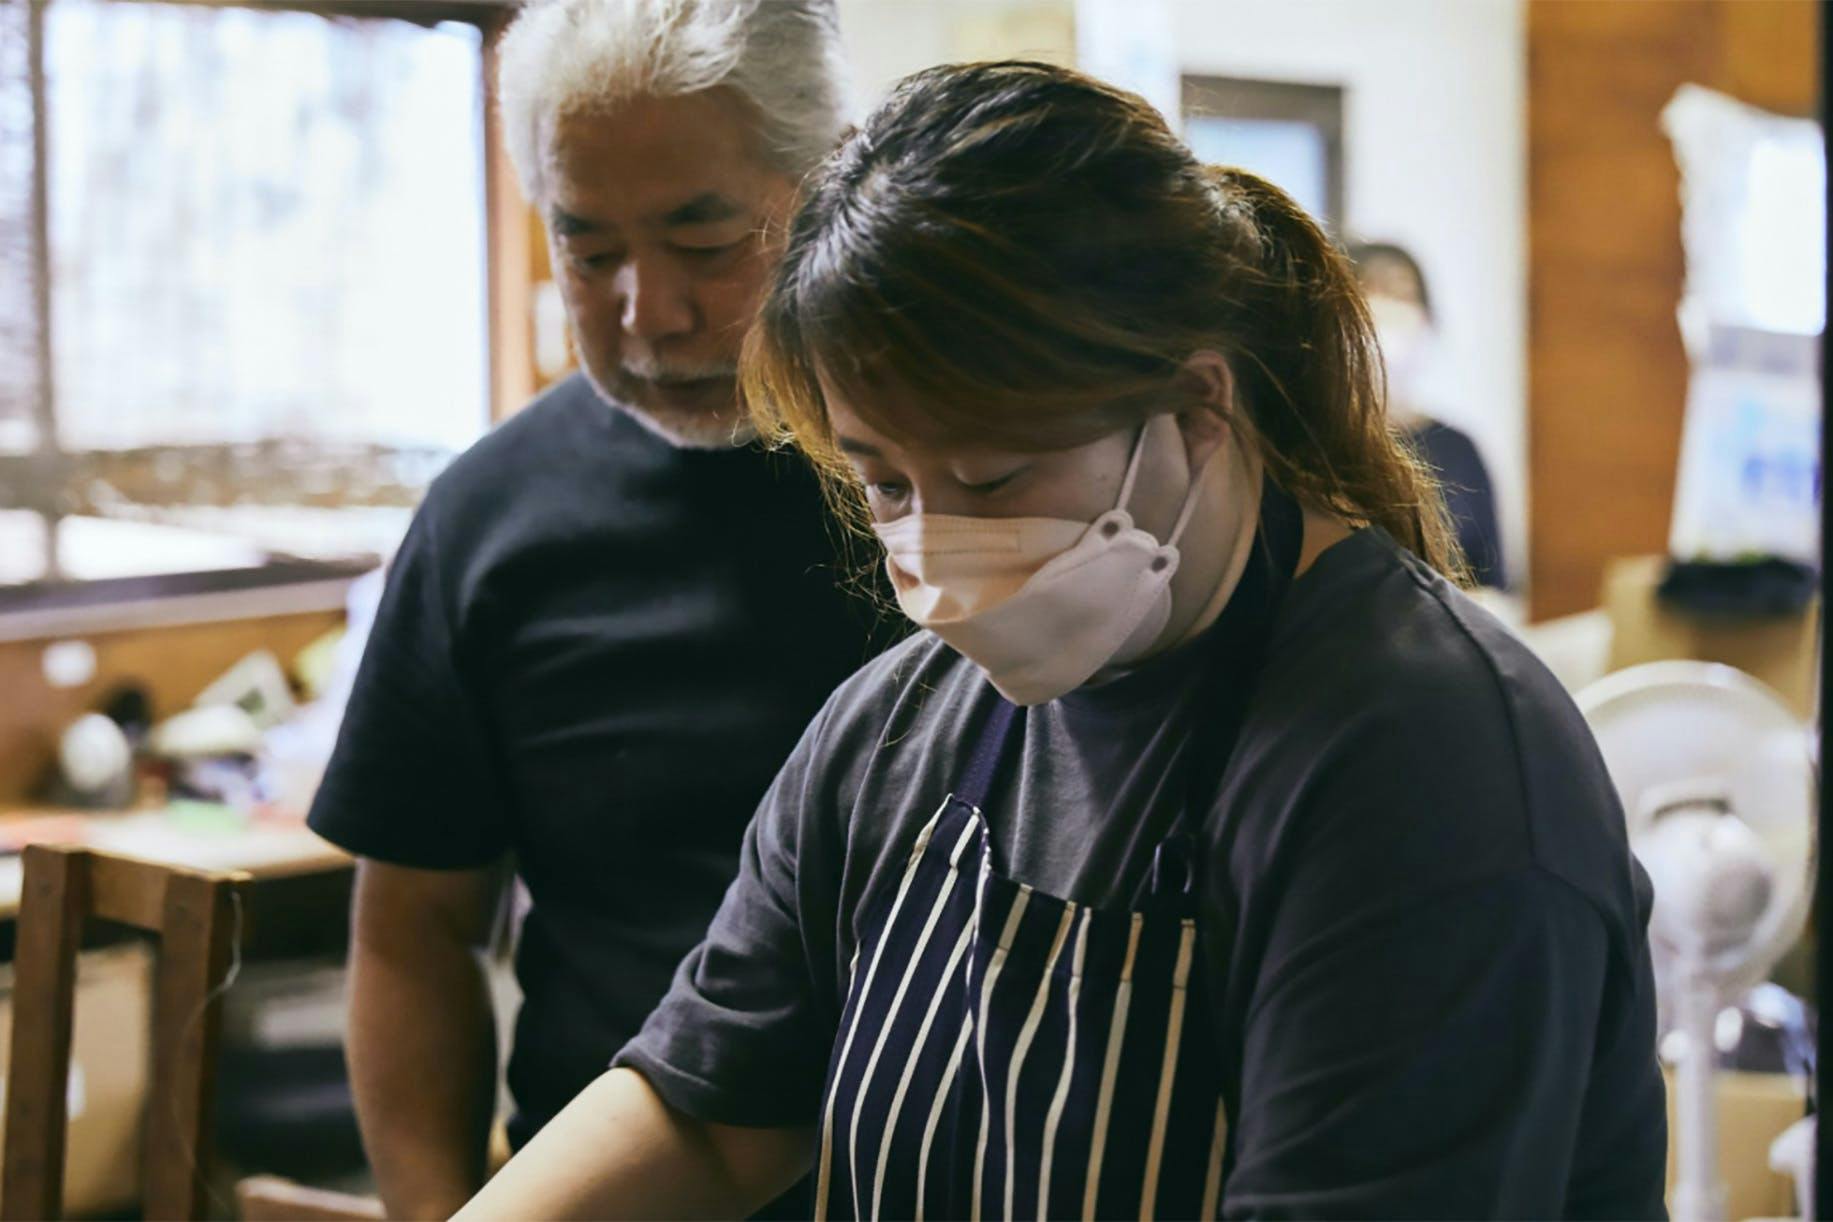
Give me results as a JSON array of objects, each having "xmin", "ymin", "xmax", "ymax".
[
  {"xmin": 3, "ymin": 0, "xmax": 536, "ymax": 615},
  {"xmin": 1181, "ymin": 74, "xmax": 1347, "ymax": 231}
]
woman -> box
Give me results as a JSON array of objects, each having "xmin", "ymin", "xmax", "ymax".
[
  {"xmin": 1350, "ymin": 240, "xmax": 1509, "ymax": 590},
  {"xmin": 461, "ymin": 62, "xmax": 1665, "ymax": 1220}
]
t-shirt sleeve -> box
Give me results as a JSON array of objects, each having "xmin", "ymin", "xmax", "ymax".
[
  {"xmin": 306, "ymin": 501, "xmax": 512, "ymax": 869},
  {"xmin": 612, "ymin": 698, "xmax": 846, "ymax": 1128},
  {"xmin": 1223, "ymin": 866, "xmax": 1619, "ymax": 1220},
  {"xmin": 1215, "ymin": 661, "xmax": 1663, "ymax": 1222}
]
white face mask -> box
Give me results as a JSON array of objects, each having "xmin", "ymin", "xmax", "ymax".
[
  {"xmin": 1366, "ymin": 295, "xmax": 1432, "ymax": 403},
  {"xmin": 873, "ymin": 413, "xmax": 1222, "ymax": 705}
]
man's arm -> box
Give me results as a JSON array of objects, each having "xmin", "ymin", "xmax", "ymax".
[
  {"xmin": 347, "ymin": 858, "xmax": 507, "ymax": 1220},
  {"xmin": 453, "ymin": 1068, "xmax": 812, "ymax": 1221}
]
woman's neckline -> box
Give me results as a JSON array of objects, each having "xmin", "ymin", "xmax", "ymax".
[{"xmin": 1053, "ymin": 507, "xmax": 1371, "ymax": 715}]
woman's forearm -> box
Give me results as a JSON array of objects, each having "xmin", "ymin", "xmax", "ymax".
[{"xmin": 453, "ymin": 1068, "xmax": 812, "ymax": 1221}]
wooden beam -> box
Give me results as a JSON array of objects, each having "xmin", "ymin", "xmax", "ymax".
[
  {"xmin": 483, "ymin": 15, "xmax": 538, "ymax": 422},
  {"xmin": 26, "ymin": 0, "xmax": 59, "ymax": 579}
]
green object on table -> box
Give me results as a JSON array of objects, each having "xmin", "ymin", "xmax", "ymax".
[{"xmin": 164, "ymin": 801, "xmax": 246, "ymax": 834}]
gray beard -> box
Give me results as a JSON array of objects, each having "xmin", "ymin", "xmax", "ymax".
[
  {"xmin": 580, "ymin": 368, "xmax": 757, "ymax": 450},
  {"xmin": 615, "ymin": 398, "xmax": 759, "ymax": 451}
]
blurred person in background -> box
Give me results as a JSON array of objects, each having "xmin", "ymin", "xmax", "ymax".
[
  {"xmin": 304, "ymin": 1, "xmax": 886, "ymax": 1216},
  {"xmin": 459, "ymin": 62, "xmax": 1664, "ymax": 1221},
  {"xmin": 1351, "ymin": 241, "xmax": 1508, "ymax": 591}
]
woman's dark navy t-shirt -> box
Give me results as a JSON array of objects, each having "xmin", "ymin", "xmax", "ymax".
[{"xmin": 616, "ymin": 524, "xmax": 1668, "ymax": 1218}]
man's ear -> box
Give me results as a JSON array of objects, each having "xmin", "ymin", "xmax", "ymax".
[{"xmin": 1175, "ymin": 350, "xmax": 1237, "ymax": 472}]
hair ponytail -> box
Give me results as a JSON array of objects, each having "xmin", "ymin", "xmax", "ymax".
[{"xmin": 1197, "ymin": 166, "xmax": 1463, "ymax": 576}]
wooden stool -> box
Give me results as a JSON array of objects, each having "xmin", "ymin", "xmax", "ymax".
[{"xmin": 1, "ymin": 845, "xmax": 247, "ymax": 1221}]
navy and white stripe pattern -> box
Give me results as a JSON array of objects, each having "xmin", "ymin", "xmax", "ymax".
[{"xmin": 814, "ymin": 708, "xmax": 1227, "ymax": 1220}]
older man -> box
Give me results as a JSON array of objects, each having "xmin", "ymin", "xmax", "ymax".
[{"xmin": 306, "ymin": 2, "xmax": 880, "ymax": 1215}]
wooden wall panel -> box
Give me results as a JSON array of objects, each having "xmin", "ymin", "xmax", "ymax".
[
  {"xmin": 1526, "ymin": 0, "xmax": 1819, "ymax": 620},
  {"xmin": 482, "ymin": 19, "xmax": 569, "ymax": 420},
  {"xmin": 0, "ymin": 611, "xmax": 342, "ymax": 805},
  {"xmin": 482, "ymin": 17, "xmax": 539, "ymax": 423}
]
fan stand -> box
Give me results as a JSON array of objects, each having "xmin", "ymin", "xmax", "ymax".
[
  {"xmin": 1638, "ymin": 800, "xmax": 1778, "ymax": 1222},
  {"xmin": 1672, "ymin": 962, "xmax": 1728, "ymax": 1222}
]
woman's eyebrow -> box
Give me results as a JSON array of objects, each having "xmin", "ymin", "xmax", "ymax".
[{"xmin": 836, "ymin": 436, "xmax": 883, "ymax": 459}]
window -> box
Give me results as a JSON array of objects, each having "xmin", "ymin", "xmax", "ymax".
[
  {"xmin": 1, "ymin": 0, "xmax": 510, "ymax": 603},
  {"xmin": 1182, "ymin": 76, "xmax": 1345, "ymax": 231}
]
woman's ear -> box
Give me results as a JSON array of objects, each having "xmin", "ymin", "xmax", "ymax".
[{"xmin": 1175, "ymin": 351, "xmax": 1236, "ymax": 472}]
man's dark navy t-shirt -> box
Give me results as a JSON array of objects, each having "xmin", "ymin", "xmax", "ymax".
[{"xmin": 308, "ymin": 374, "xmax": 890, "ymax": 1144}]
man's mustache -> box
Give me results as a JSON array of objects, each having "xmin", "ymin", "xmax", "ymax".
[{"xmin": 619, "ymin": 357, "xmax": 737, "ymax": 383}]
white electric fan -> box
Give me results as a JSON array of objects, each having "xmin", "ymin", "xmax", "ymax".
[{"xmin": 1578, "ymin": 661, "xmax": 1816, "ymax": 1222}]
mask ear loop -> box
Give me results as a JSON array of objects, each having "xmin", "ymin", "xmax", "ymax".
[
  {"xmin": 1150, "ymin": 414, "xmax": 1228, "ymax": 552},
  {"xmin": 1112, "ymin": 415, "xmax": 1210, "ymax": 551},
  {"xmin": 1162, "ymin": 440, "xmax": 1215, "ymax": 551},
  {"xmin": 1111, "ymin": 421, "xmax": 1153, "ymax": 517}
]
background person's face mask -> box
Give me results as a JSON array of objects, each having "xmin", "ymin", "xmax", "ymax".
[
  {"xmin": 873, "ymin": 413, "xmax": 1216, "ymax": 705},
  {"xmin": 1366, "ymin": 294, "xmax": 1433, "ymax": 407}
]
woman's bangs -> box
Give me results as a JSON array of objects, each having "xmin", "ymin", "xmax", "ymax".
[{"xmin": 795, "ymin": 277, "xmax": 1141, "ymax": 454}]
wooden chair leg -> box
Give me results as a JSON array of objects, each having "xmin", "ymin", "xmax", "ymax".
[
  {"xmin": 1, "ymin": 848, "xmax": 90, "ymax": 1222},
  {"xmin": 144, "ymin": 870, "xmax": 240, "ymax": 1222}
]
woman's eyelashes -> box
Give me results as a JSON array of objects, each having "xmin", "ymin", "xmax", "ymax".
[
  {"xmin": 861, "ymin": 475, "xmax": 912, "ymax": 513},
  {"xmin": 858, "ymin": 464, "xmax": 1027, "ymax": 517},
  {"xmin": 959, "ymin": 469, "xmax": 1022, "ymax": 495}
]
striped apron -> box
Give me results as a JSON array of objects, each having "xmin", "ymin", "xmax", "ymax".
[{"xmin": 813, "ymin": 484, "xmax": 1303, "ymax": 1222}]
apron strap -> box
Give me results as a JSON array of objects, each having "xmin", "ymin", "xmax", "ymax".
[
  {"xmin": 1258, "ymin": 475, "xmax": 1306, "ymax": 608},
  {"xmin": 1186, "ymin": 476, "xmax": 1305, "ymax": 772},
  {"xmin": 953, "ymin": 698, "xmax": 1023, "ymax": 813},
  {"xmin": 1148, "ymin": 478, "xmax": 1308, "ymax": 903}
]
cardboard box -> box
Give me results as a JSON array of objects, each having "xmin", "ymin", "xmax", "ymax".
[
  {"xmin": 0, "ymin": 944, "xmax": 151, "ymax": 1216},
  {"xmin": 1604, "ymin": 556, "xmax": 1819, "ymax": 720},
  {"xmin": 1664, "ymin": 1068, "xmax": 1807, "ymax": 1220}
]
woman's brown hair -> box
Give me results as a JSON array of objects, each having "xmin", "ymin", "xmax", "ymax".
[{"xmin": 743, "ymin": 59, "xmax": 1462, "ymax": 578}]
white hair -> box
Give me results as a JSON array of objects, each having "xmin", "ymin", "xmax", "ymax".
[{"xmin": 497, "ymin": 0, "xmax": 851, "ymax": 201}]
